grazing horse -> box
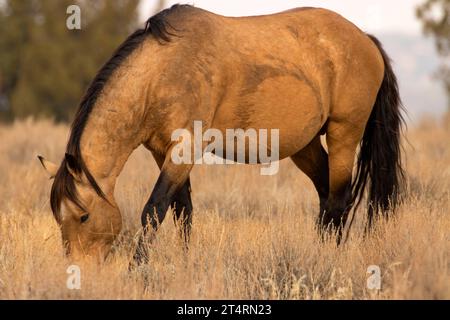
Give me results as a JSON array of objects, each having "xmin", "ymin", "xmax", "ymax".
[{"xmin": 38, "ymin": 5, "xmax": 404, "ymax": 262}]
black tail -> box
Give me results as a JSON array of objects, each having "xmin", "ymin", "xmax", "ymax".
[{"xmin": 351, "ymin": 34, "xmax": 406, "ymax": 228}]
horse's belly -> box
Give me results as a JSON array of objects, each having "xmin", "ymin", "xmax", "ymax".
[{"xmin": 212, "ymin": 75, "xmax": 325, "ymax": 160}]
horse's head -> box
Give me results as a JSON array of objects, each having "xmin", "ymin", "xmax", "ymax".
[{"xmin": 38, "ymin": 154, "xmax": 122, "ymax": 261}]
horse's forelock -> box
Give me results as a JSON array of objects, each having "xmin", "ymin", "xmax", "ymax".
[
  {"xmin": 50, "ymin": 160, "xmax": 83, "ymax": 224},
  {"xmin": 50, "ymin": 158, "xmax": 104, "ymax": 223}
]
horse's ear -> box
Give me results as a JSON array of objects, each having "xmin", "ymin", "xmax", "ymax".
[
  {"xmin": 65, "ymin": 153, "xmax": 81, "ymax": 178},
  {"xmin": 37, "ymin": 155, "xmax": 58, "ymax": 179}
]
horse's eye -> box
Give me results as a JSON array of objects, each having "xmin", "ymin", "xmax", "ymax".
[{"xmin": 80, "ymin": 214, "xmax": 89, "ymax": 223}]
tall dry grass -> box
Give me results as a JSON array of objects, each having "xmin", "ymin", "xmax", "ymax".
[{"xmin": 0, "ymin": 118, "xmax": 448, "ymax": 299}]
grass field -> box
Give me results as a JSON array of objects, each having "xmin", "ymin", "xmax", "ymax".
[{"xmin": 0, "ymin": 118, "xmax": 448, "ymax": 299}]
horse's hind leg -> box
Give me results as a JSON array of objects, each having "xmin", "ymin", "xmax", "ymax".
[
  {"xmin": 322, "ymin": 119, "xmax": 366, "ymax": 242},
  {"xmin": 290, "ymin": 135, "xmax": 329, "ymax": 218}
]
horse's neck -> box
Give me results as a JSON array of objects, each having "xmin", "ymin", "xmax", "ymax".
[
  {"xmin": 80, "ymin": 116, "xmax": 142, "ymax": 196},
  {"xmin": 79, "ymin": 55, "xmax": 152, "ymax": 193}
]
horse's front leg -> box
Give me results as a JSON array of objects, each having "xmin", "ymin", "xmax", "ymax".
[
  {"xmin": 170, "ymin": 178, "xmax": 193, "ymax": 244},
  {"xmin": 133, "ymin": 150, "xmax": 193, "ymax": 265},
  {"xmin": 149, "ymin": 150, "xmax": 193, "ymax": 243}
]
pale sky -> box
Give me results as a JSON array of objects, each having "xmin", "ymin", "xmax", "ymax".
[{"xmin": 140, "ymin": 0, "xmax": 424, "ymax": 35}]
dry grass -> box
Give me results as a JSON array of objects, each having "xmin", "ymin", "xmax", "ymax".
[{"xmin": 0, "ymin": 118, "xmax": 448, "ymax": 300}]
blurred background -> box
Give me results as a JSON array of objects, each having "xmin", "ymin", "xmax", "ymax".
[{"xmin": 0, "ymin": 0, "xmax": 448, "ymax": 123}]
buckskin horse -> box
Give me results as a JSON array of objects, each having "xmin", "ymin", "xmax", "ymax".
[{"xmin": 38, "ymin": 5, "xmax": 405, "ymax": 263}]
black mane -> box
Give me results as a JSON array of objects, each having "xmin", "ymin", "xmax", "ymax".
[{"xmin": 50, "ymin": 4, "xmax": 189, "ymax": 221}]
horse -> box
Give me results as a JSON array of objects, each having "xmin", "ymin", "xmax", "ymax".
[{"xmin": 38, "ymin": 5, "xmax": 405, "ymax": 262}]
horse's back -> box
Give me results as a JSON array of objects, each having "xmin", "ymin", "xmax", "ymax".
[{"xmin": 149, "ymin": 5, "xmax": 384, "ymax": 158}]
